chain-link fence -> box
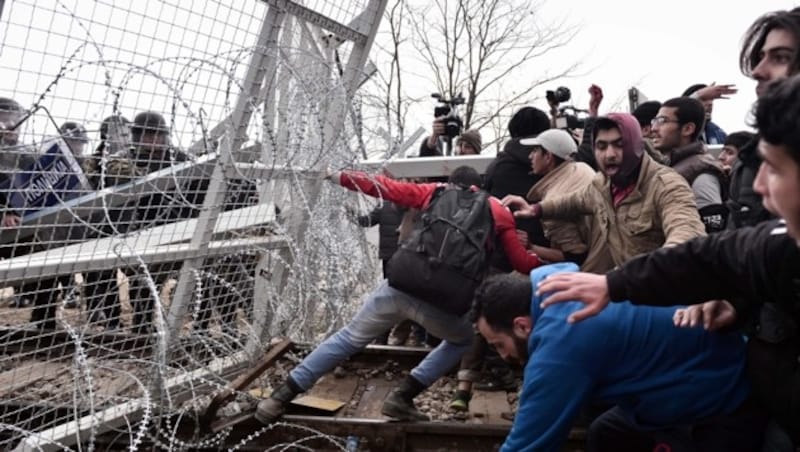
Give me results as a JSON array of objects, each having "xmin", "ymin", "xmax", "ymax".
[{"xmin": 0, "ymin": 0, "xmax": 386, "ymax": 449}]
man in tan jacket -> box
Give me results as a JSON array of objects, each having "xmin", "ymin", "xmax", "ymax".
[
  {"xmin": 521, "ymin": 129, "xmax": 595, "ymax": 264},
  {"xmin": 504, "ymin": 113, "xmax": 706, "ymax": 273}
]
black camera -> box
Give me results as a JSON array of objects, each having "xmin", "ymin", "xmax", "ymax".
[
  {"xmin": 432, "ymin": 93, "xmax": 465, "ymax": 139},
  {"xmin": 546, "ymin": 86, "xmax": 572, "ymax": 105}
]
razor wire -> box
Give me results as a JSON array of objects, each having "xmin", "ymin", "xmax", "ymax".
[{"xmin": 0, "ymin": 0, "xmax": 387, "ymax": 450}]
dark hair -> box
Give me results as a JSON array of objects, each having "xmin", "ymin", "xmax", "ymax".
[
  {"xmin": 448, "ymin": 165, "xmax": 482, "ymax": 188},
  {"xmin": 592, "ymin": 117, "xmax": 620, "ymax": 142},
  {"xmin": 470, "ymin": 273, "xmax": 532, "ymax": 332},
  {"xmin": 740, "ymin": 8, "xmax": 800, "ymax": 78},
  {"xmin": 508, "ymin": 106, "xmax": 550, "ymax": 139},
  {"xmin": 542, "ymin": 151, "xmax": 566, "ymax": 167},
  {"xmin": 682, "ymin": 84, "xmax": 707, "ymax": 97},
  {"xmin": 724, "ymin": 131, "xmax": 756, "ymax": 150},
  {"xmin": 662, "ymin": 97, "xmax": 706, "ymax": 141},
  {"xmin": 752, "ymin": 73, "xmax": 800, "ymax": 167},
  {"xmin": 631, "ymin": 101, "xmax": 662, "ymax": 127}
]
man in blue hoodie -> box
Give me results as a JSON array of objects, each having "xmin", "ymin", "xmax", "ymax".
[{"xmin": 473, "ymin": 263, "xmax": 764, "ymax": 452}]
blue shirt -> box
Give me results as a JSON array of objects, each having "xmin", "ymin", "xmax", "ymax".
[{"xmin": 501, "ymin": 263, "xmax": 749, "ymax": 452}]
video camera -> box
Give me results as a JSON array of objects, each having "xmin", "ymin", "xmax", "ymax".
[
  {"xmin": 431, "ymin": 92, "xmax": 465, "ymax": 139},
  {"xmin": 546, "ymin": 86, "xmax": 588, "ymax": 131}
]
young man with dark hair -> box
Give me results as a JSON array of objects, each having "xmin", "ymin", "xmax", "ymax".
[
  {"xmin": 631, "ymin": 100, "xmax": 669, "ymax": 164},
  {"xmin": 256, "ymin": 166, "xmax": 541, "ymax": 425},
  {"xmin": 652, "ymin": 97, "xmax": 728, "ymax": 232},
  {"xmin": 537, "ymin": 73, "xmax": 800, "ymax": 449},
  {"xmin": 715, "ymin": 7, "xmax": 800, "ymax": 229},
  {"xmin": 522, "ymin": 129, "xmax": 594, "ymax": 264},
  {"xmin": 682, "ymin": 83, "xmax": 728, "ymax": 145},
  {"xmin": 474, "ymin": 264, "xmax": 764, "ymax": 452},
  {"xmin": 719, "ymin": 131, "xmax": 756, "ymax": 175}
]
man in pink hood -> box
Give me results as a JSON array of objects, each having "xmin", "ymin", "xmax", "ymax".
[{"xmin": 503, "ymin": 113, "xmax": 705, "ymax": 272}]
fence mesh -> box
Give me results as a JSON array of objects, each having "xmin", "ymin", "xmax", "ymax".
[{"xmin": 0, "ymin": 0, "xmax": 383, "ymax": 449}]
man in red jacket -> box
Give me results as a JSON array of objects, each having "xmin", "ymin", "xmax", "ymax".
[{"xmin": 256, "ymin": 166, "xmax": 540, "ymax": 424}]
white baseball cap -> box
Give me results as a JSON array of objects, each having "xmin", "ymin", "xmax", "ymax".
[{"xmin": 520, "ymin": 129, "xmax": 577, "ymax": 161}]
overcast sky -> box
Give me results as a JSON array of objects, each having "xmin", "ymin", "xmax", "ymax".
[
  {"xmin": 392, "ymin": 0, "xmax": 800, "ymax": 154},
  {"xmin": 530, "ymin": 0, "xmax": 799, "ymax": 135}
]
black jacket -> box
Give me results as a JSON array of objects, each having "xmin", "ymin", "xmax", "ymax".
[
  {"xmin": 484, "ymin": 139, "xmax": 546, "ymax": 271},
  {"xmin": 358, "ymin": 201, "xmax": 405, "ymax": 261},
  {"xmin": 606, "ymin": 220, "xmax": 800, "ymax": 441},
  {"xmin": 727, "ymin": 137, "xmax": 773, "ymax": 229}
]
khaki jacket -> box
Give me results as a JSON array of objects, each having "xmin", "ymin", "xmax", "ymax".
[
  {"xmin": 526, "ymin": 161, "xmax": 595, "ymax": 257},
  {"xmin": 540, "ymin": 154, "xmax": 706, "ymax": 273}
]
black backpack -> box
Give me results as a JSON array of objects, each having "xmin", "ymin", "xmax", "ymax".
[{"xmin": 386, "ymin": 186, "xmax": 494, "ymax": 316}]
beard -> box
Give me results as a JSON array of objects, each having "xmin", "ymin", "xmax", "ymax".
[{"xmin": 511, "ymin": 333, "xmax": 529, "ymax": 368}]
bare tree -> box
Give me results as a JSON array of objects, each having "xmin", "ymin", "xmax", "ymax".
[
  {"xmin": 409, "ymin": 0, "xmax": 580, "ymax": 147},
  {"xmin": 359, "ymin": 0, "xmax": 421, "ymax": 156}
]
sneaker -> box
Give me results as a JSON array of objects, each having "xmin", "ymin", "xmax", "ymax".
[
  {"xmin": 381, "ymin": 389, "xmax": 429, "ymax": 421},
  {"xmin": 449, "ymin": 390, "xmax": 471, "ymax": 412},
  {"xmin": 255, "ymin": 397, "xmax": 288, "ymax": 424}
]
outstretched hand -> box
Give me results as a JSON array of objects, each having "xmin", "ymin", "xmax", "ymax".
[
  {"xmin": 501, "ymin": 195, "xmax": 540, "ymax": 218},
  {"xmin": 693, "ymin": 82, "xmax": 737, "ymax": 101},
  {"xmin": 536, "ymin": 272, "xmax": 610, "ymax": 323},
  {"xmin": 673, "ymin": 299, "xmax": 737, "ymax": 331}
]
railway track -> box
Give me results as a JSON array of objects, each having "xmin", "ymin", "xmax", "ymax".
[{"xmin": 1, "ymin": 338, "xmax": 588, "ymax": 451}]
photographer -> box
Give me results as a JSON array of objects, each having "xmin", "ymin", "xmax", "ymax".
[
  {"xmin": 419, "ymin": 93, "xmax": 470, "ymax": 157},
  {"xmin": 546, "ymin": 84, "xmax": 603, "ymax": 170}
]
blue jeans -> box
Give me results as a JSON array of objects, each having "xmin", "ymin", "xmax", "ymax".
[{"xmin": 289, "ymin": 280, "xmax": 474, "ymax": 390}]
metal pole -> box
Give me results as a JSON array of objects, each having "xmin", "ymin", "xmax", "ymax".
[{"xmin": 165, "ymin": 3, "xmax": 287, "ymax": 350}]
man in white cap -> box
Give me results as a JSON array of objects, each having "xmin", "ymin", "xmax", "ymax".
[{"xmin": 520, "ymin": 129, "xmax": 595, "ymax": 265}]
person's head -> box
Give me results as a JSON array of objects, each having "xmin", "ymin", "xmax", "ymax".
[
  {"xmin": 741, "ymin": 8, "xmax": 800, "ymax": 97},
  {"xmin": 100, "ymin": 115, "xmax": 130, "ymax": 140},
  {"xmin": 751, "ymin": 74, "xmax": 800, "ymax": 243},
  {"xmin": 682, "ymin": 84, "xmax": 713, "ymax": 120},
  {"xmin": 59, "ymin": 121, "xmax": 89, "ymax": 156},
  {"xmin": 471, "ymin": 274, "xmax": 533, "ymax": 367},
  {"xmin": 720, "ymin": 131, "xmax": 756, "ymax": 172},
  {"xmin": 507, "ymin": 106, "xmax": 550, "ymax": 139},
  {"xmin": 520, "ymin": 129, "xmax": 576, "ymax": 176},
  {"xmin": 448, "ymin": 165, "xmax": 482, "ymax": 188},
  {"xmin": 0, "ymin": 97, "xmax": 23, "ymax": 147},
  {"xmin": 652, "ymin": 97, "xmax": 705, "ymax": 153},
  {"xmin": 456, "ymin": 129, "xmax": 482, "ymax": 155},
  {"xmin": 131, "ymin": 111, "xmax": 169, "ymax": 159},
  {"xmin": 632, "ymin": 100, "xmax": 662, "ymax": 139},
  {"xmin": 591, "ymin": 113, "xmax": 644, "ymax": 186}
]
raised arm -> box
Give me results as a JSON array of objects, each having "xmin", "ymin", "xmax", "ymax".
[{"xmin": 334, "ymin": 171, "xmax": 437, "ymax": 210}]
